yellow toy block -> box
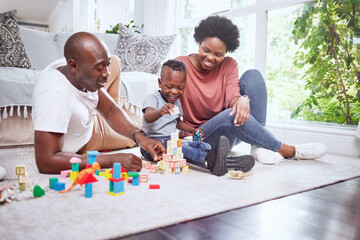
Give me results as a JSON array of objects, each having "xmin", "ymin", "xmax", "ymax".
[
  {"xmin": 158, "ymin": 160, "xmax": 164, "ymax": 170},
  {"xmin": 105, "ymin": 169, "xmax": 112, "ymax": 180},
  {"xmin": 70, "ymin": 171, "xmax": 79, "ymax": 181},
  {"xmin": 182, "ymin": 165, "xmax": 189, "ymax": 173},
  {"xmin": 121, "ymin": 172, "xmax": 129, "ymax": 180},
  {"xmin": 19, "ymin": 182, "xmax": 27, "ymax": 191},
  {"xmin": 15, "ymin": 165, "xmax": 26, "ymax": 175},
  {"xmin": 177, "ymin": 139, "xmax": 182, "ymax": 147},
  {"xmin": 108, "ymin": 191, "xmax": 124, "ymax": 196}
]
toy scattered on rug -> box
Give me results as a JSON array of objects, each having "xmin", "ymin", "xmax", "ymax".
[
  {"xmin": 33, "ymin": 185, "xmax": 45, "ymax": 197},
  {"xmin": 227, "ymin": 170, "xmax": 254, "ymax": 180},
  {"xmin": 145, "ymin": 132, "xmax": 189, "ymax": 175},
  {"xmin": 0, "ymin": 186, "xmax": 17, "ymax": 204},
  {"xmin": 15, "ymin": 165, "xmax": 33, "ymax": 191},
  {"xmin": 59, "ymin": 162, "xmax": 100, "ymax": 194}
]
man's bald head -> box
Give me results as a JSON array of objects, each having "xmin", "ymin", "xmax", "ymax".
[{"xmin": 64, "ymin": 32, "xmax": 110, "ymax": 63}]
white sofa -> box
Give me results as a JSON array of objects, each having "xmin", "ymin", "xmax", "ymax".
[{"xmin": 0, "ymin": 26, "xmax": 159, "ymax": 146}]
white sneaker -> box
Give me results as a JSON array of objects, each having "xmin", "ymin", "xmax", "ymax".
[
  {"xmin": 250, "ymin": 146, "xmax": 277, "ymax": 165},
  {"xmin": 294, "ymin": 143, "xmax": 326, "ymax": 160}
]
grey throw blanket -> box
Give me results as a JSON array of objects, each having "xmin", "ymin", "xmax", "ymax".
[{"xmin": 0, "ymin": 67, "xmax": 40, "ymax": 121}]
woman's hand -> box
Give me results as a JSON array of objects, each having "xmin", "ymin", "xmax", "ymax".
[{"xmin": 229, "ymin": 96, "xmax": 250, "ymax": 126}]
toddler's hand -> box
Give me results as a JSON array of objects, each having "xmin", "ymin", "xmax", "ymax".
[
  {"xmin": 160, "ymin": 103, "xmax": 175, "ymax": 115},
  {"xmin": 193, "ymin": 128, "xmax": 204, "ymax": 141}
]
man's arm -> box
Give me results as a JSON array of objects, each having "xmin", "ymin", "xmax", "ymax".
[
  {"xmin": 97, "ymin": 89, "xmax": 165, "ymax": 160},
  {"xmin": 34, "ymin": 131, "xmax": 143, "ymax": 174}
]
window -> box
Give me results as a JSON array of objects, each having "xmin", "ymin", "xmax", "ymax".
[{"xmin": 177, "ymin": 0, "xmax": 359, "ymax": 126}]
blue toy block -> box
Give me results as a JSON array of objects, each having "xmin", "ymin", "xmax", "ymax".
[
  {"xmin": 52, "ymin": 182, "xmax": 65, "ymax": 191},
  {"xmin": 132, "ymin": 176, "xmax": 140, "ymax": 186},
  {"xmin": 85, "ymin": 183, "xmax": 92, "ymax": 198},
  {"xmin": 113, "ymin": 180, "xmax": 124, "ymax": 194},
  {"xmin": 86, "ymin": 151, "xmax": 100, "ymax": 165},
  {"xmin": 175, "ymin": 167, "xmax": 181, "ymax": 174},
  {"xmin": 113, "ymin": 163, "xmax": 121, "ymax": 179}
]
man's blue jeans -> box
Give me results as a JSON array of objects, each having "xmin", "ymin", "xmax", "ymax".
[
  {"xmin": 141, "ymin": 136, "xmax": 211, "ymax": 167},
  {"xmin": 200, "ymin": 69, "xmax": 282, "ymax": 152}
]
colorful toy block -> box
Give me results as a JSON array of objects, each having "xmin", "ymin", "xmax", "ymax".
[
  {"xmin": 149, "ymin": 184, "xmax": 160, "ymax": 189},
  {"xmin": 33, "ymin": 185, "xmax": 45, "ymax": 197},
  {"xmin": 49, "ymin": 177, "xmax": 58, "ymax": 189},
  {"xmin": 169, "ymin": 106, "xmax": 180, "ymax": 116},
  {"xmin": 86, "ymin": 151, "xmax": 100, "ymax": 165},
  {"xmin": 175, "ymin": 167, "xmax": 181, "ymax": 174},
  {"xmin": 52, "ymin": 182, "xmax": 65, "ymax": 191},
  {"xmin": 150, "ymin": 166, "xmax": 157, "ymax": 173},
  {"xmin": 85, "ymin": 184, "xmax": 92, "ymax": 198},
  {"xmin": 60, "ymin": 169, "xmax": 71, "ymax": 178},
  {"xmin": 140, "ymin": 174, "xmax": 148, "ymax": 183},
  {"xmin": 70, "ymin": 171, "xmax": 79, "ymax": 181},
  {"xmin": 128, "ymin": 172, "xmax": 140, "ymax": 186},
  {"xmin": 15, "ymin": 165, "xmax": 26, "ymax": 175}
]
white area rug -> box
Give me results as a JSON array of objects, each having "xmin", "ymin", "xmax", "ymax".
[{"xmin": 0, "ymin": 145, "xmax": 359, "ymax": 240}]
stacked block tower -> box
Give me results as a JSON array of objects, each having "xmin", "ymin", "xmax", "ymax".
[
  {"xmin": 15, "ymin": 165, "xmax": 31, "ymax": 191},
  {"xmin": 158, "ymin": 132, "xmax": 189, "ymax": 174}
]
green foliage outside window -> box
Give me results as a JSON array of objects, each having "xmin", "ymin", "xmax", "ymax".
[{"xmin": 291, "ymin": 0, "xmax": 360, "ymax": 125}]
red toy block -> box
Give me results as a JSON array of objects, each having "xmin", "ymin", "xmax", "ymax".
[
  {"xmin": 149, "ymin": 184, "xmax": 160, "ymax": 189},
  {"xmin": 146, "ymin": 162, "xmax": 151, "ymax": 169}
]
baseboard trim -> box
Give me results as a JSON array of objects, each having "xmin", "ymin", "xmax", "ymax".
[{"xmin": 267, "ymin": 121, "xmax": 360, "ymax": 157}]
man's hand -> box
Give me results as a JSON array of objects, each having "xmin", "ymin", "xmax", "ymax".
[
  {"xmin": 106, "ymin": 153, "xmax": 142, "ymax": 172},
  {"xmin": 136, "ymin": 135, "xmax": 166, "ymax": 161}
]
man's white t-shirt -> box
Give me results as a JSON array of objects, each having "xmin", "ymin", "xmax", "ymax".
[{"xmin": 32, "ymin": 58, "xmax": 99, "ymax": 153}]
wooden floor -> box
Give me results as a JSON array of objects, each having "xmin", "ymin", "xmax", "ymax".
[{"xmin": 118, "ymin": 177, "xmax": 360, "ymax": 240}]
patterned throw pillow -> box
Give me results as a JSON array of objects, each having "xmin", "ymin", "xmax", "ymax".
[
  {"xmin": 114, "ymin": 23, "xmax": 176, "ymax": 74},
  {"xmin": 0, "ymin": 10, "xmax": 31, "ymax": 68}
]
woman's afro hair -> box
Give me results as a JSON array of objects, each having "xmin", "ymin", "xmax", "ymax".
[{"xmin": 193, "ymin": 15, "xmax": 240, "ymax": 52}]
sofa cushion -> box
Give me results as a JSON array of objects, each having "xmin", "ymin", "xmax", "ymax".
[
  {"xmin": 19, "ymin": 26, "xmax": 60, "ymax": 70},
  {"xmin": 114, "ymin": 23, "xmax": 176, "ymax": 74},
  {"xmin": 0, "ymin": 10, "xmax": 31, "ymax": 69}
]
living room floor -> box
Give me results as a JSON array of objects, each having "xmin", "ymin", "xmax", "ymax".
[{"xmin": 118, "ymin": 177, "xmax": 360, "ymax": 240}]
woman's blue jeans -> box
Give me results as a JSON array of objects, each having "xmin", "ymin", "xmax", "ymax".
[
  {"xmin": 200, "ymin": 69, "xmax": 282, "ymax": 152},
  {"xmin": 141, "ymin": 136, "xmax": 211, "ymax": 167}
]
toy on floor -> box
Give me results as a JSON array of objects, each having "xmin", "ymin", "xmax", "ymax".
[
  {"xmin": 33, "ymin": 185, "xmax": 45, "ymax": 197},
  {"xmin": 108, "ymin": 163, "xmax": 125, "ymax": 196},
  {"xmin": 0, "ymin": 186, "xmax": 16, "ymax": 204},
  {"xmin": 59, "ymin": 162, "xmax": 100, "ymax": 194},
  {"xmin": 227, "ymin": 170, "xmax": 253, "ymax": 179},
  {"xmin": 70, "ymin": 157, "xmax": 81, "ymax": 181},
  {"xmin": 15, "ymin": 164, "xmax": 32, "ymax": 191},
  {"xmin": 154, "ymin": 132, "xmax": 189, "ymax": 175}
]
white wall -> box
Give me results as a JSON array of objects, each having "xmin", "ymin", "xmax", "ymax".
[
  {"xmin": 49, "ymin": 0, "xmax": 73, "ymax": 32},
  {"xmin": 96, "ymin": 0, "xmax": 133, "ymax": 33}
]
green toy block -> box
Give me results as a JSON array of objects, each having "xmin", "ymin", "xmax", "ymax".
[
  {"xmin": 127, "ymin": 171, "xmax": 139, "ymax": 178},
  {"xmin": 72, "ymin": 163, "xmax": 79, "ymax": 172},
  {"xmin": 33, "ymin": 185, "xmax": 45, "ymax": 197},
  {"xmin": 49, "ymin": 177, "xmax": 58, "ymax": 189}
]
